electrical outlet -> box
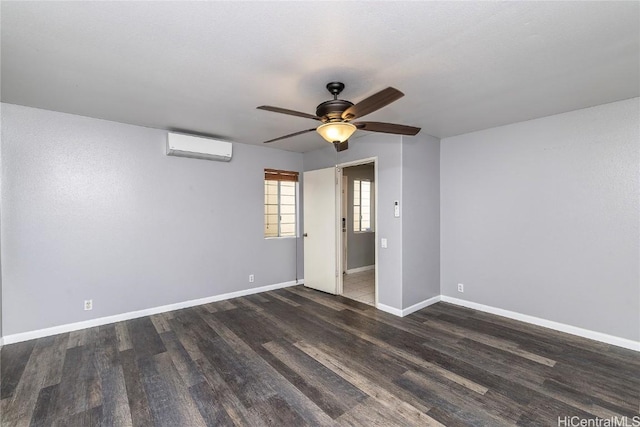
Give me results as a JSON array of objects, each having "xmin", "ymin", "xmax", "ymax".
[
  {"xmin": 457, "ymin": 283, "xmax": 464, "ymax": 293},
  {"xmin": 84, "ymin": 299, "xmax": 93, "ymax": 310},
  {"xmin": 249, "ymin": 274, "xmax": 254, "ymax": 283}
]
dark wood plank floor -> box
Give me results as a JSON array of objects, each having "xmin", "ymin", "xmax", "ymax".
[{"xmin": 2, "ymin": 286, "xmax": 639, "ymax": 426}]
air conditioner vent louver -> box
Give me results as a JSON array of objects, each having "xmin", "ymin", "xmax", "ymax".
[{"xmin": 166, "ymin": 132, "xmax": 232, "ymax": 162}]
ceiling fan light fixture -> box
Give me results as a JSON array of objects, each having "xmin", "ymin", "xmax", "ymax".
[{"xmin": 316, "ymin": 122, "xmax": 357, "ymax": 143}]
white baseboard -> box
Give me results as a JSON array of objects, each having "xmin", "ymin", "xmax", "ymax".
[
  {"xmin": 346, "ymin": 265, "xmax": 375, "ymax": 274},
  {"xmin": 2, "ymin": 280, "xmax": 302, "ymax": 345},
  {"xmin": 376, "ymin": 303, "xmax": 403, "ymax": 317},
  {"xmin": 377, "ymin": 295, "xmax": 441, "ymax": 318},
  {"xmin": 441, "ymin": 296, "xmax": 640, "ymax": 352},
  {"xmin": 401, "ymin": 295, "xmax": 441, "ymax": 316},
  {"xmin": 6, "ymin": 284, "xmax": 637, "ymax": 352}
]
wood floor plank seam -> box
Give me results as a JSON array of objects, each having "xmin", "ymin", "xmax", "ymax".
[{"xmin": 277, "ymin": 292, "xmax": 490, "ymax": 396}]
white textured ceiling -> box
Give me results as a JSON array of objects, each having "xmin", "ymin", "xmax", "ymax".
[{"xmin": 2, "ymin": 1, "xmax": 638, "ymax": 152}]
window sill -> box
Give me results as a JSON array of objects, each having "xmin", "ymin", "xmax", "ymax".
[{"xmin": 264, "ymin": 236, "xmax": 298, "ymax": 240}]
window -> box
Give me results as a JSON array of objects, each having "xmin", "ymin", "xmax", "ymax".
[
  {"xmin": 264, "ymin": 169, "xmax": 298, "ymax": 238},
  {"xmin": 354, "ymin": 179, "xmax": 372, "ymax": 232}
]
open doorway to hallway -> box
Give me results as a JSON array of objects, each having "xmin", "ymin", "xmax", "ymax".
[{"xmin": 340, "ymin": 161, "xmax": 376, "ymax": 305}]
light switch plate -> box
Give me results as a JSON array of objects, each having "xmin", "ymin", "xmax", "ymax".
[{"xmin": 381, "ymin": 238, "xmax": 388, "ymax": 248}]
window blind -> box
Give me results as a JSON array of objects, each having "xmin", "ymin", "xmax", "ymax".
[{"xmin": 265, "ymin": 169, "xmax": 299, "ymax": 182}]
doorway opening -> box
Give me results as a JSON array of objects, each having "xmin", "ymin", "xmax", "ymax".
[{"xmin": 339, "ymin": 160, "xmax": 376, "ymax": 306}]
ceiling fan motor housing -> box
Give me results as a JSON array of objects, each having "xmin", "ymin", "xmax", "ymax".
[
  {"xmin": 316, "ymin": 82, "xmax": 354, "ymax": 123},
  {"xmin": 316, "ymin": 99, "xmax": 354, "ymax": 123}
]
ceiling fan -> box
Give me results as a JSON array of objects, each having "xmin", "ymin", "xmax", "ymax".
[{"xmin": 257, "ymin": 82, "xmax": 421, "ymax": 152}]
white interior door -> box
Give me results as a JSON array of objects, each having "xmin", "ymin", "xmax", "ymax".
[{"xmin": 303, "ymin": 167, "xmax": 339, "ymax": 294}]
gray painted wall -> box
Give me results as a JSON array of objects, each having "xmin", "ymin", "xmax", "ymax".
[
  {"xmin": 304, "ymin": 134, "xmax": 404, "ymax": 310},
  {"xmin": 6, "ymin": 97, "xmax": 633, "ymax": 342},
  {"xmin": 1, "ymin": 103, "xmax": 303, "ymax": 335},
  {"xmin": 402, "ymin": 134, "xmax": 440, "ymax": 307},
  {"xmin": 343, "ymin": 164, "xmax": 375, "ymax": 271},
  {"xmin": 0, "ymin": 255, "xmax": 2, "ymax": 339},
  {"xmin": 441, "ymin": 98, "xmax": 640, "ymax": 341},
  {"xmin": 0, "ymin": 119, "xmax": 3, "ymax": 338}
]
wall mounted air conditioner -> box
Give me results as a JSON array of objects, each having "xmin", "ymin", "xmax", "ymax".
[{"xmin": 166, "ymin": 132, "xmax": 232, "ymax": 162}]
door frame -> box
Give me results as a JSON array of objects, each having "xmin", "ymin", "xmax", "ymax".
[
  {"xmin": 342, "ymin": 178, "xmax": 348, "ymax": 275},
  {"xmin": 337, "ymin": 157, "xmax": 378, "ymax": 306}
]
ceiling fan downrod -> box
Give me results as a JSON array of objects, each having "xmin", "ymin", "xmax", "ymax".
[{"xmin": 326, "ymin": 82, "xmax": 345, "ymax": 100}]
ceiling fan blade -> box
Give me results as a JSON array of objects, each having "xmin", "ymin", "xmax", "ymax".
[
  {"xmin": 341, "ymin": 87, "xmax": 404, "ymax": 121},
  {"xmin": 257, "ymin": 106, "xmax": 320, "ymax": 121},
  {"xmin": 263, "ymin": 128, "xmax": 316, "ymax": 144},
  {"xmin": 354, "ymin": 121, "xmax": 421, "ymax": 135}
]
